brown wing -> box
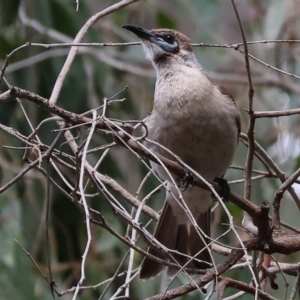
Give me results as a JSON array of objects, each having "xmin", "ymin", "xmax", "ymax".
[{"xmin": 218, "ymin": 85, "xmax": 241, "ymax": 143}]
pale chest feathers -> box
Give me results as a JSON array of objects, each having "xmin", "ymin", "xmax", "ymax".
[
  {"xmin": 150, "ymin": 68, "xmax": 238, "ymax": 143},
  {"xmin": 154, "ymin": 68, "xmax": 213, "ymax": 118},
  {"xmin": 145, "ymin": 67, "xmax": 239, "ymax": 181}
]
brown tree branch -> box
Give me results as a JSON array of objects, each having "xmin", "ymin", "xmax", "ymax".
[
  {"xmin": 5, "ymin": 86, "xmax": 133, "ymax": 132},
  {"xmin": 254, "ymin": 108, "xmax": 300, "ymax": 118},
  {"xmin": 2, "ymin": 86, "xmax": 300, "ymax": 257},
  {"xmin": 218, "ymin": 277, "xmax": 276, "ymax": 300},
  {"xmin": 145, "ymin": 248, "xmax": 245, "ymax": 300}
]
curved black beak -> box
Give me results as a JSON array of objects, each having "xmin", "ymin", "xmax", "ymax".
[{"xmin": 122, "ymin": 25, "xmax": 156, "ymax": 42}]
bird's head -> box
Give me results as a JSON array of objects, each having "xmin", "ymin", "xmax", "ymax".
[{"xmin": 122, "ymin": 25, "xmax": 199, "ymax": 70}]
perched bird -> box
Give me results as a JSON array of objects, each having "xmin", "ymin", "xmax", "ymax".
[{"xmin": 122, "ymin": 25, "xmax": 240, "ymax": 280}]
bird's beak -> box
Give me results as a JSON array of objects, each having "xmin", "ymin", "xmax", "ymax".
[{"xmin": 122, "ymin": 25, "xmax": 156, "ymax": 43}]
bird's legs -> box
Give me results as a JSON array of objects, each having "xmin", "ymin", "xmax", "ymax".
[
  {"xmin": 178, "ymin": 171, "xmax": 194, "ymax": 192},
  {"xmin": 212, "ymin": 177, "xmax": 230, "ymax": 202}
]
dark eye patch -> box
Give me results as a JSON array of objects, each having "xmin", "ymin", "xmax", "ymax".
[
  {"xmin": 154, "ymin": 32, "xmax": 179, "ymax": 55},
  {"xmin": 163, "ymin": 34, "xmax": 175, "ymax": 44}
]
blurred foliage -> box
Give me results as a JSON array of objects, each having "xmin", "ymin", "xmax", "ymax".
[{"xmin": 1, "ymin": 0, "xmax": 300, "ymax": 299}]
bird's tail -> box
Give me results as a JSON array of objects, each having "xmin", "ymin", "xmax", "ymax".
[{"xmin": 139, "ymin": 201, "xmax": 211, "ymax": 280}]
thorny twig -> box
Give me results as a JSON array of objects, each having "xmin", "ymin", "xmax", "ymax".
[
  {"xmin": 2, "ymin": 2, "xmax": 300, "ymax": 299},
  {"xmin": 2, "ymin": 86, "xmax": 300, "ymax": 299}
]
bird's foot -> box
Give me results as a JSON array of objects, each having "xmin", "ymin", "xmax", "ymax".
[
  {"xmin": 211, "ymin": 177, "xmax": 230, "ymax": 202},
  {"xmin": 179, "ymin": 171, "xmax": 194, "ymax": 192}
]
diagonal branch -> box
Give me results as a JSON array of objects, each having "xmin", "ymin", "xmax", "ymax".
[{"xmin": 48, "ymin": 0, "xmax": 140, "ymax": 106}]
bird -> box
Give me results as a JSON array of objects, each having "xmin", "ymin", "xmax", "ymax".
[{"xmin": 122, "ymin": 25, "xmax": 240, "ymax": 280}]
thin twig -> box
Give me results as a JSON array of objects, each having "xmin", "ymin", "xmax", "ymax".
[
  {"xmin": 48, "ymin": 0, "xmax": 139, "ymax": 106},
  {"xmin": 71, "ymin": 111, "xmax": 97, "ymax": 300},
  {"xmin": 45, "ymin": 159, "xmax": 56, "ymax": 300}
]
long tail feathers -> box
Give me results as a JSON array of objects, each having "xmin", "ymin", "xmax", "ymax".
[
  {"xmin": 139, "ymin": 203, "xmax": 211, "ymax": 280},
  {"xmin": 139, "ymin": 202, "xmax": 178, "ymax": 280},
  {"xmin": 189, "ymin": 209, "xmax": 211, "ymax": 269}
]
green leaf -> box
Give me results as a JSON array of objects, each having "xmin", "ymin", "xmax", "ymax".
[
  {"xmin": 156, "ymin": 11, "xmax": 177, "ymax": 29},
  {"xmin": 0, "ymin": 0, "xmax": 20, "ymax": 26}
]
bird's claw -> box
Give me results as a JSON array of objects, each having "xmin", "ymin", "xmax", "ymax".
[
  {"xmin": 179, "ymin": 171, "xmax": 194, "ymax": 192},
  {"xmin": 211, "ymin": 177, "xmax": 230, "ymax": 202}
]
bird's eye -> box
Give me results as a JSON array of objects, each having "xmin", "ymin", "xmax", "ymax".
[{"xmin": 163, "ymin": 34, "xmax": 175, "ymax": 44}]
